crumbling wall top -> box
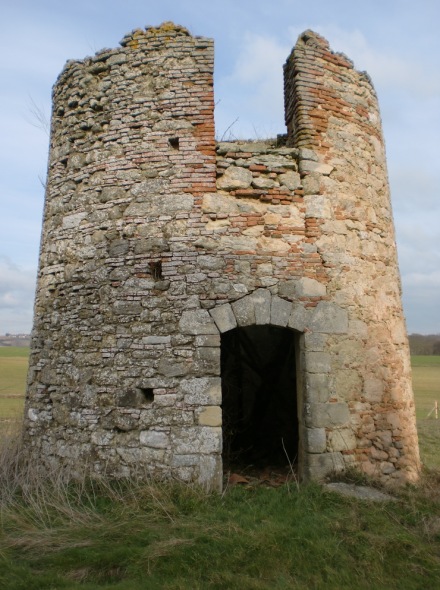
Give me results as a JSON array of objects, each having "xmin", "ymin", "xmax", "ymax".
[{"xmin": 120, "ymin": 22, "xmax": 193, "ymax": 47}]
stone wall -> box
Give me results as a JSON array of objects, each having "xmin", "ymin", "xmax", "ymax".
[{"xmin": 24, "ymin": 23, "xmax": 420, "ymax": 490}]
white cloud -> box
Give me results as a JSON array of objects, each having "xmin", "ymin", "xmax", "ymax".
[
  {"xmin": 404, "ymin": 270, "xmax": 440, "ymax": 288},
  {"xmin": 287, "ymin": 25, "xmax": 440, "ymax": 99},
  {"xmin": 402, "ymin": 275, "xmax": 440, "ymax": 335},
  {"xmin": 215, "ymin": 32, "xmax": 289, "ymax": 139},
  {"xmin": 0, "ymin": 257, "xmax": 36, "ymax": 334}
]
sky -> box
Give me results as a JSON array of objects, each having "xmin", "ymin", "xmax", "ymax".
[{"xmin": 0, "ymin": 0, "xmax": 439, "ymax": 335}]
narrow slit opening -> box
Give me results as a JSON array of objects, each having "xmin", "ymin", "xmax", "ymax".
[
  {"xmin": 149, "ymin": 261, "xmax": 163, "ymax": 280},
  {"xmin": 139, "ymin": 388, "xmax": 154, "ymax": 404},
  {"xmin": 168, "ymin": 137, "xmax": 179, "ymax": 150}
]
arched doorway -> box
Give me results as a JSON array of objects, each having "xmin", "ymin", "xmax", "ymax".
[{"xmin": 221, "ymin": 325, "xmax": 299, "ymax": 474}]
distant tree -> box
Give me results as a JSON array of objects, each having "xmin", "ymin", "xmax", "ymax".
[{"xmin": 408, "ymin": 334, "xmax": 440, "ymax": 355}]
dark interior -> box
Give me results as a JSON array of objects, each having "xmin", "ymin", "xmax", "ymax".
[{"xmin": 221, "ymin": 325, "xmax": 298, "ymax": 471}]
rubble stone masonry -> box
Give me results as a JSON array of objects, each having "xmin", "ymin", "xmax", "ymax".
[{"xmin": 24, "ymin": 23, "xmax": 420, "ymax": 489}]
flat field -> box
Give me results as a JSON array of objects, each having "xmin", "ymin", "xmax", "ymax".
[
  {"xmin": 1, "ymin": 348, "xmax": 439, "ymax": 467},
  {"xmin": 0, "ymin": 347, "xmax": 29, "ymax": 425},
  {"xmin": 411, "ymin": 355, "xmax": 440, "ymax": 470}
]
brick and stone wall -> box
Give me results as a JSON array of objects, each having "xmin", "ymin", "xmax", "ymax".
[{"xmin": 24, "ymin": 23, "xmax": 420, "ymax": 489}]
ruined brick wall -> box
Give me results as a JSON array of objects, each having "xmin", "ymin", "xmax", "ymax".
[
  {"xmin": 24, "ymin": 24, "xmax": 220, "ymax": 486},
  {"xmin": 24, "ymin": 24, "xmax": 420, "ymax": 489},
  {"xmin": 281, "ymin": 31, "xmax": 419, "ymax": 482}
]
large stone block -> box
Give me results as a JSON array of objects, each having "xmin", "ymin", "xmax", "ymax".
[
  {"xmin": 305, "ymin": 373, "xmax": 331, "ymax": 403},
  {"xmin": 171, "ymin": 454, "xmax": 198, "ymax": 467},
  {"xmin": 299, "ymin": 160, "xmax": 334, "ymax": 175},
  {"xmin": 251, "ymin": 289, "xmax": 272, "ymax": 325},
  {"xmin": 363, "ymin": 378, "xmax": 384, "ymax": 402},
  {"xmin": 334, "ymin": 370, "xmax": 362, "ymax": 400},
  {"xmin": 197, "ymin": 406, "xmax": 222, "ymax": 426},
  {"xmin": 193, "ymin": 347, "xmax": 221, "ymax": 375},
  {"xmin": 231, "ymin": 296, "xmax": 255, "ymax": 326},
  {"xmin": 279, "ymin": 278, "xmax": 326, "ymax": 299},
  {"xmin": 270, "ymin": 296, "xmax": 292, "ymax": 327},
  {"xmin": 288, "ymin": 303, "xmax": 310, "ymax": 332},
  {"xmin": 180, "ymin": 377, "xmax": 222, "ymax": 405},
  {"xmin": 304, "ymin": 332, "xmax": 327, "ymax": 352},
  {"xmin": 305, "ymin": 402, "xmax": 350, "ymax": 428},
  {"xmin": 216, "ymin": 166, "xmax": 253, "ymax": 190},
  {"xmin": 309, "ymin": 302, "xmax": 348, "ymax": 334},
  {"xmin": 124, "ymin": 193, "xmax": 194, "ymax": 216},
  {"xmin": 171, "ymin": 426, "xmax": 222, "ymax": 454},
  {"xmin": 304, "ymin": 452, "xmax": 345, "ymax": 480},
  {"xmin": 327, "ymin": 428, "xmax": 357, "ymax": 452},
  {"xmin": 304, "ymin": 427, "xmax": 326, "ymax": 453},
  {"xmin": 179, "ymin": 309, "xmax": 218, "ymax": 335},
  {"xmin": 306, "ymin": 352, "xmax": 331, "ymax": 373},
  {"xmin": 209, "ymin": 304, "xmax": 237, "ymax": 333},
  {"xmin": 197, "ymin": 454, "xmax": 223, "ymax": 491},
  {"xmin": 278, "ymin": 171, "xmax": 301, "ymax": 190},
  {"xmin": 157, "ymin": 358, "xmax": 190, "ymax": 378},
  {"xmin": 195, "ymin": 334, "xmax": 221, "ymax": 347},
  {"xmin": 140, "ymin": 430, "xmax": 169, "ymax": 449}
]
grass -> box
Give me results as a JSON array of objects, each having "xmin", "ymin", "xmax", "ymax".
[
  {"xmin": 411, "ymin": 356, "xmax": 440, "ymax": 418},
  {"xmin": 0, "ymin": 347, "xmax": 29, "ymax": 396},
  {"xmin": 411, "ymin": 356, "xmax": 440, "ymax": 368},
  {"xmin": 0, "ymin": 348, "xmax": 29, "ymax": 432},
  {"xmin": 410, "ymin": 356, "xmax": 440, "ymax": 470},
  {"xmin": 0, "ymin": 446, "xmax": 440, "ymax": 590},
  {"xmin": 0, "ymin": 350, "xmax": 440, "ymax": 587}
]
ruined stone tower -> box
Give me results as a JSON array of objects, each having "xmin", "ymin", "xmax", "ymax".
[{"xmin": 24, "ymin": 23, "xmax": 420, "ymax": 489}]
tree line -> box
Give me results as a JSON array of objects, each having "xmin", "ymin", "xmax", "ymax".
[{"xmin": 408, "ymin": 334, "xmax": 440, "ymax": 355}]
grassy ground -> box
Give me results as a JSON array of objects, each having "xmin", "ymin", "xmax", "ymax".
[
  {"xmin": 0, "ymin": 348, "xmax": 29, "ymax": 431},
  {"xmin": 0, "ymin": 347, "xmax": 29, "ymax": 396},
  {"xmin": 0, "ymin": 350, "xmax": 440, "ymax": 588},
  {"xmin": 411, "ymin": 355, "xmax": 440, "ymax": 417},
  {"xmin": 411, "ymin": 356, "xmax": 440, "ymax": 470},
  {"xmin": 0, "ymin": 460, "xmax": 440, "ymax": 590}
]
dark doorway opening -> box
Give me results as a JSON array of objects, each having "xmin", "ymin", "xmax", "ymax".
[{"xmin": 221, "ymin": 325, "xmax": 298, "ymax": 474}]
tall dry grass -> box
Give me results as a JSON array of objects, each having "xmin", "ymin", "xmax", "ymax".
[{"xmin": 0, "ymin": 422, "xmax": 204, "ymax": 561}]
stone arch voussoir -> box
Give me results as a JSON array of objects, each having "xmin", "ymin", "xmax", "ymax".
[{"xmin": 209, "ymin": 289, "xmax": 306, "ymax": 333}]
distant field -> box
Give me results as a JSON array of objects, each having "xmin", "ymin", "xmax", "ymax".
[
  {"xmin": 0, "ymin": 349, "xmax": 439, "ymax": 468},
  {"xmin": 411, "ymin": 356, "xmax": 440, "ymax": 418},
  {"xmin": 0, "ymin": 347, "xmax": 29, "ymax": 396},
  {"xmin": 411, "ymin": 355, "xmax": 440, "ymax": 368},
  {"xmin": 0, "ymin": 346, "xmax": 29, "ymax": 358},
  {"xmin": 0, "ymin": 347, "xmax": 29, "ymax": 429},
  {"xmin": 411, "ymin": 356, "xmax": 440, "ymax": 470}
]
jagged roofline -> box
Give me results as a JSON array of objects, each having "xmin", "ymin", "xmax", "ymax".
[
  {"xmin": 120, "ymin": 22, "xmax": 193, "ymax": 46},
  {"xmin": 288, "ymin": 29, "xmax": 373, "ymax": 89}
]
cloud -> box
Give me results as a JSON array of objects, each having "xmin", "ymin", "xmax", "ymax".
[
  {"xmin": 0, "ymin": 257, "xmax": 36, "ymax": 334},
  {"xmin": 287, "ymin": 25, "xmax": 440, "ymax": 99},
  {"xmin": 402, "ymin": 271, "xmax": 440, "ymax": 335},
  {"xmin": 215, "ymin": 32, "xmax": 289, "ymax": 139},
  {"xmin": 404, "ymin": 270, "xmax": 440, "ymax": 289}
]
